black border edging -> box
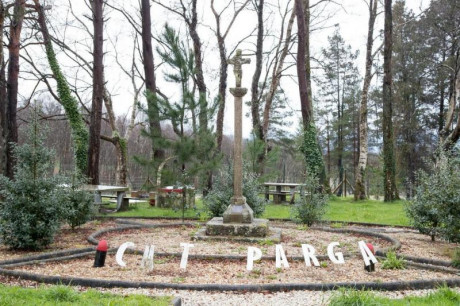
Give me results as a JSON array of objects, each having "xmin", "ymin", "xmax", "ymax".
[
  {"xmin": 400, "ymin": 254, "xmax": 453, "ymax": 268},
  {"xmin": 0, "ymin": 247, "xmax": 94, "ymax": 267},
  {"xmin": 0, "ymin": 267, "xmax": 459, "ymax": 292}
]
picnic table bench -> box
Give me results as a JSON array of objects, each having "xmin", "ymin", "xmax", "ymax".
[
  {"xmin": 263, "ymin": 182, "xmax": 305, "ymax": 204},
  {"xmin": 83, "ymin": 185, "xmax": 129, "ymax": 212}
]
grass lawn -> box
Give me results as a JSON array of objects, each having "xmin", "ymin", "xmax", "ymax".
[
  {"xmin": 0, "ymin": 284, "xmax": 171, "ymax": 306},
  {"xmin": 329, "ymin": 286, "xmax": 460, "ymax": 306},
  {"xmin": 104, "ymin": 196, "xmax": 409, "ymax": 226},
  {"xmin": 263, "ymin": 196, "xmax": 409, "ymax": 226}
]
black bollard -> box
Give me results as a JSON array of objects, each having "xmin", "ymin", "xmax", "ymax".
[
  {"xmin": 93, "ymin": 240, "xmax": 108, "ymax": 267},
  {"xmin": 365, "ymin": 262, "xmax": 375, "ymax": 272}
]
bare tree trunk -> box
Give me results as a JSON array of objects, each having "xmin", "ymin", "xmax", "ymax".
[
  {"xmin": 0, "ymin": 2, "xmax": 6, "ymax": 176},
  {"xmin": 102, "ymin": 88, "xmax": 128, "ymax": 185},
  {"xmin": 141, "ymin": 0, "xmax": 164, "ymax": 165},
  {"xmin": 87, "ymin": 0, "xmax": 104, "ymax": 184},
  {"xmin": 295, "ymin": 0, "xmax": 312, "ymax": 126},
  {"xmin": 250, "ymin": 0, "xmax": 265, "ymax": 145},
  {"xmin": 355, "ymin": 0, "xmax": 377, "ymax": 200},
  {"xmin": 382, "ymin": 0, "xmax": 398, "ymax": 201},
  {"xmin": 215, "ymin": 33, "xmax": 228, "ymax": 151},
  {"xmin": 441, "ymin": 73, "xmax": 460, "ymax": 150},
  {"xmin": 190, "ymin": 0, "xmax": 208, "ymax": 132},
  {"xmin": 5, "ymin": 0, "xmax": 25, "ymax": 179},
  {"xmin": 303, "ymin": 0, "xmax": 312, "ymax": 114}
]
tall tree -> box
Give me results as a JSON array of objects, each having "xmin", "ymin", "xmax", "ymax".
[
  {"xmin": 32, "ymin": 0, "xmax": 89, "ymax": 174},
  {"xmin": 319, "ymin": 29, "xmax": 360, "ymax": 195},
  {"xmin": 295, "ymin": 0, "xmax": 326, "ymax": 182},
  {"xmin": 382, "ymin": 0, "xmax": 398, "ymax": 201},
  {"xmin": 87, "ymin": 0, "xmax": 104, "ymax": 184},
  {"xmin": 250, "ymin": 0, "xmax": 265, "ymax": 150},
  {"xmin": 141, "ymin": 0, "xmax": 164, "ymax": 166},
  {"xmin": 354, "ymin": 0, "xmax": 378, "ymax": 200},
  {"xmin": 0, "ymin": 2, "xmax": 6, "ymax": 176},
  {"xmin": 5, "ymin": 0, "xmax": 26, "ymax": 179}
]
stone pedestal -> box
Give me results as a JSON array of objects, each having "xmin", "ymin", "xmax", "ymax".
[
  {"xmin": 223, "ymin": 196, "xmax": 253, "ymax": 223},
  {"xmin": 205, "ymin": 217, "xmax": 269, "ymax": 237}
]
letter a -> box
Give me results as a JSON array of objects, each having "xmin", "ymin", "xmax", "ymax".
[
  {"xmin": 276, "ymin": 244, "xmax": 289, "ymax": 268},
  {"xmin": 358, "ymin": 241, "xmax": 378, "ymax": 266}
]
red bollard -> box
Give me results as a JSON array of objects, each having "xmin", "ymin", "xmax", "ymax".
[{"xmin": 93, "ymin": 240, "xmax": 108, "ymax": 267}]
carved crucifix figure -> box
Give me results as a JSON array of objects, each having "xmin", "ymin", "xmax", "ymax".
[{"xmin": 228, "ymin": 49, "xmax": 251, "ymax": 88}]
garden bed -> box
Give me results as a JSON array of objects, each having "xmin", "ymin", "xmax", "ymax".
[{"xmin": 0, "ymin": 220, "xmax": 116, "ymax": 262}]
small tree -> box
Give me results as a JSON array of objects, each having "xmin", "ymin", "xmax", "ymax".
[
  {"xmin": 0, "ymin": 113, "xmax": 64, "ymax": 250},
  {"xmin": 61, "ymin": 174, "xmax": 95, "ymax": 229},
  {"xmin": 406, "ymin": 150, "xmax": 460, "ymax": 242},
  {"xmin": 292, "ymin": 173, "xmax": 328, "ymax": 226},
  {"xmin": 204, "ymin": 163, "xmax": 266, "ymax": 218}
]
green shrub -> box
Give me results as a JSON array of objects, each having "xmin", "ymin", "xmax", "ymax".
[
  {"xmin": 0, "ymin": 113, "xmax": 65, "ymax": 250},
  {"xmin": 381, "ymin": 251, "xmax": 405, "ymax": 270},
  {"xmin": 61, "ymin": 174, "xmax": 95, "ymax": 229},
  {"xmin": 406, "ymin": 150, "xmax": 460, "ymax": 242},
  {"xmin": 291, "ymin": 174, "xmax": 328, "ymax": 226},
  {"xmin": 452, "ymin": 248, "xmax": 460, "ymax": 268},
  {"xmin": 203, "ymin": 163, "xmax": 266, "ymax": 218}
]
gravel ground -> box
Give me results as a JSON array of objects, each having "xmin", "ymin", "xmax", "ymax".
[{"xmin": 1, "ymin": 219, "xmax": 459, "ymax": 305}]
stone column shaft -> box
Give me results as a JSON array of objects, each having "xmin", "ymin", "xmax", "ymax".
[{"xmin": 233, "ymin": 94, "xmax": 243, "ymax": 198}]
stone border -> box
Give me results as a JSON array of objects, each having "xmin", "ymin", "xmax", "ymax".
[
  {"xmin": 0, "ymin": 267, "xmax": 459, "ymax": 292},
  {"xmin": 0, "ymin": 219, "xmax": 458, "ymax": 293}
]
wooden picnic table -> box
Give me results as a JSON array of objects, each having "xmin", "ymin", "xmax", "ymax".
[
  {"xmin": 83, "ymin": 185, "xmax": 129, "ymax": 212},
  {"xmin": 263, "ymin": 182, "xmax": 305, "ymax": 204}
]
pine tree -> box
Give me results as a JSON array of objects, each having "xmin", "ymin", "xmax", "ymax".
[
  {"xmin": 318, "ymin": 28, "xmax": 360, "ymax": 195},
  {"xmin": 0, "ymin": 110, "xmax": 64, "ymax": 250},
  {"xmin": 138, "ymin": 24, "xmax": 219, "ymax": 189}
]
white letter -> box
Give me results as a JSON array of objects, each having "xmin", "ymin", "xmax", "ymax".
[
  {"xmin": 358, "ymin": 241, "xmax": 378, "ymax": 266},
  {"xmin": 327, "ymin": 242, "xmax": 345, "ymax": 264},
  {"xmin": 141, "ymin": 245, "xmax": 155, "ymax": 272},
  {"xmin": 247, "ymin": 247, "xmax": 262, "ymax": 271},
  {"xmin": 275, "ymin": 244, "xmax": 289, "ymax": 268},
  {"xmin": 180, "ymin": 243, "xmax": 194, "ymax": 270},
  {"xmin": 301, "ymin": 244, "xmax": 320, "ymax": 267},
  {"xmin": 116, "ymin": 242, "xmax": 135, "ymax": 267}
]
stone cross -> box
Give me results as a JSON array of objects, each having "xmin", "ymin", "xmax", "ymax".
[
  {"xmin": 223, "ymin": 49, "xmax": 254, "ymax": 224},
  {"xmin": 227, "ymin": 49, "xmax": 251, "ymax": 88}
]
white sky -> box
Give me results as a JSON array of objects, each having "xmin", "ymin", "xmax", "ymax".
[{"xmin": 20, "ymin": 0, "xmax": 429, "ymax": 138}]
